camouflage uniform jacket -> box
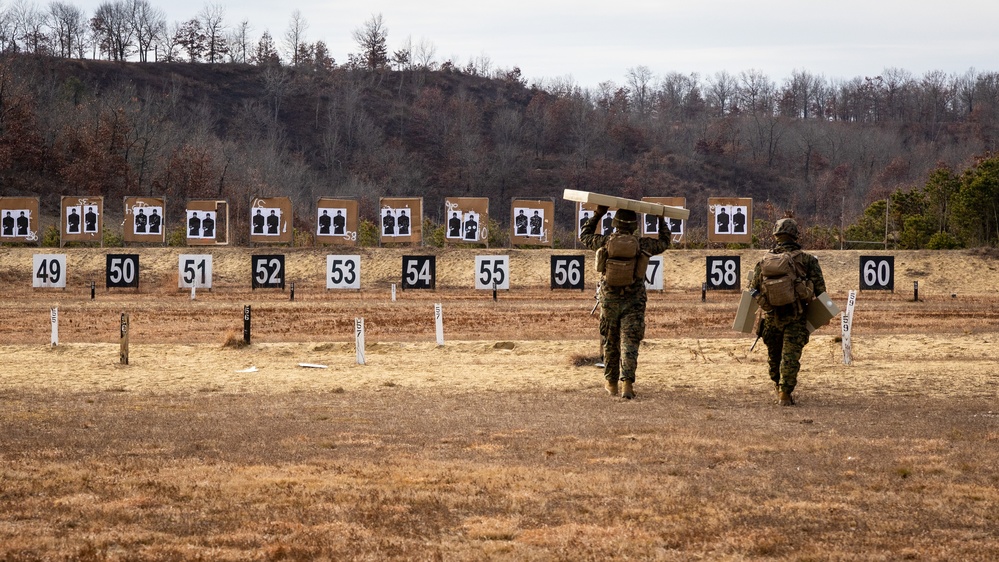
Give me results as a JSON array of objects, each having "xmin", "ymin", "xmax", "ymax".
[
  {"xmin": 749, "ymin": 241, "xmax": 827, "ymax": 326},
  {"xmin": 580, "ymin": 212, "xmax": 671, "ymax": 295}
]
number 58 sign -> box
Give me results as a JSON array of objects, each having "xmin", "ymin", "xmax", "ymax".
[{"xmin": 705, "ymin": 256, "xmax": 740, "ymax": 290}]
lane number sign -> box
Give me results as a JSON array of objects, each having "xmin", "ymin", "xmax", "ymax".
[
  {"xmin": 705, "ymin": 256, "xmax": 740, "ymax": 290},
  {"xmin": 178, "ymin": 254, "xmax": 213, "ymax": 289},
  {"xmin": 327, "ymin": 255, "xmax": 361, "ymax": 289},
  {"xmin": 860, "ymin": 256, "xmax": 894, "ymax": 291},
  {"xmin": 252, "ymin": 254, "xmax": 285, "ymax": 289},
  {"xmin": 402, "ymin": 255, "xmax": 436, "ymax": 289},
  {"xmin": 475, "ymin": 255, "xmax": 510, "ymax": 290},
  {"xmin": 106, "ymin": 254, "xmax": 139, "ymax": 288},
  {"xmin": 551, "ymin": 255, "xmax": 585, "ymax": 290},
  {"xmin": 33, "ymin": 254, "xmax": 67, "ymax": 288},
  {"xmin": 644, "ymin": 255, "xmax": 664, "ymax": 290}
]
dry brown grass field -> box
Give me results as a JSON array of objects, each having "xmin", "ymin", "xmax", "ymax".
[{"xmin": 1, "ymin": 246, "xmax": 998, "ymax": 561}]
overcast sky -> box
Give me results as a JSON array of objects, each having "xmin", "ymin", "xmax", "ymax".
[{"xmin": 77, "ymin": 0, "xmax": 999, "ymax": 89}]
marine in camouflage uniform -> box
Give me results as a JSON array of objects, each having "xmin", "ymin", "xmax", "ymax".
[
  {"xmin": 581, "ymin": 206, "xmax": 671, "ymax": 399},
  {"xmin": 749, "ymin": 218, "xmax": 827, "ymax": 406}
]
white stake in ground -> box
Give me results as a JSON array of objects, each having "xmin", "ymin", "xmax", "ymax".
[
  {"xmin": 391, "ymin": 283, "xmax": 396, "ymax": 302},
  {"xmin": 434, "ymin": 303, "xmax": 444, "ymax": 346},
  {"xmin": 50, "ymin": 307, "xmax": 58, "ymax": 347},
  {"xmin": 355, "ymin": 317, "xmax": 365, "ymax": 365},
  {"xmin": 842, "ymin": 290, "xmax": 857, "ymax": 365}
]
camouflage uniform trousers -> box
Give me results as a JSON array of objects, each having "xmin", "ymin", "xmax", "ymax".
[
  {"xmin": 761, "ymin": 314, "xmax": 810, "ymax": 392},
  {"xmin": 599, "ymin": 288, "xmax": 647, "ymax": 384}
]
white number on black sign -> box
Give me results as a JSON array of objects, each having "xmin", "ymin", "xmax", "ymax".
[
  {"xmin": 706, "ymin": 256, "xmax": 740, "ymax": 290},
  {"xmin": 106, "ymin": 254, "xmax": 139, "ymax": 288},
  {"xmin": 402, "ymin": 255, "xmax": 436, "ymax": 289},
  {"xmin": 252, "ymin": 255, "xmax": 285, "ymax": 289},
  {"xmin": 860, "ymin": 256, "xmax": 894, "ymax": 291},
  {"xmin": 327, "ymin": 255, "xmax": 361, "ymax": 289},
  {"xmin": 179, "ymin": 254, "xmax": 213, "ymax": 289},
  {"xmin": 644, "ymin": 255, "xmax": 664, "ymax": 290},
  {"xmin": 475, "ymin": 255, "xmax": 510, "ymax": 290},
  {"xmin": 551, "ymin": 255, "xmax": 585, "ymax": 290},
  {"xmin": 33, "ymin": 254, "xmax": 67, "ymax": 288}
]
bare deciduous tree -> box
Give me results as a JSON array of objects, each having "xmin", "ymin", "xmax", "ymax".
[
  {"xmin": 91, "ymin": 0, "xmax": 134, "ymax": 61},
  {"xmin": 199, "ymin": 3, "xmax": 226, "ymax": 63},
  {"xmin": 283, "ymin": 10, "xmax": 307, "ymax": 66},
  {"xmin": 48, "ymin": 1, "xmax": 88, "ymax": 58},
  {"xmin": 131, "ymin": 0, "xmax": 164, "ymax": 62}
]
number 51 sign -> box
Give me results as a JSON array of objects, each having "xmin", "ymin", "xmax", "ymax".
[{"xmin": 178, "ymin": 254, "xmax": 213, "ymax": 289}]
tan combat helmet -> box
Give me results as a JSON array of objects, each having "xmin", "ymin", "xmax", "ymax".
[{"xmin": 612, "ymin": 209, "xmax": 639, "ymax": 233}]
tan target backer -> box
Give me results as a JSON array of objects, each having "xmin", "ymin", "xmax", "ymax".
[
  {"xmin": 249, "ymin": 196, "xmax": 293, "ymax": 244},
  {"xmin": 185, "ymin": 200, "xmax": 229, "ymax": 246},
  {"xmin": 123, "ymin": 196, "xmax": 166, "ymax": 244},
  {"xmin": 60, "ymin": 196, "xmax": 103, "ymax": 246},
  {"xmin": 316, "ymin": 198, "xmax": 359, "ymax": 246},
  {"xmin": 379, "ymin": 198, "xmax": 422, "ymax": 245},
  {"xmin": 0, "ymin": 197, "xmax": 40, "ymax": 244},
  {"xmin": 510, "ymin": 199, "xmax": 555, "ymax": 247},
  {"xmin": 642, "ymin": 197, "xmax": 687, "ymax": 242},
  {"xmin": 443, "ymin": 197, "xmax": 489, "ymax": 245},
  {"xmin": 707, "ymin": 197, "xmax": 753, "ymax": 244}
]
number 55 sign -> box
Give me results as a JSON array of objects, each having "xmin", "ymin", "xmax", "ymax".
[{"xmin": 475, "ymin": 255, "xmax": 509, "ymax": 290}]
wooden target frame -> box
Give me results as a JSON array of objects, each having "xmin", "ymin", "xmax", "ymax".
[
  {"xmin": 443, "ymin": 197, "xmax": 489, "ymax": 246},
  {"xmin": 60, "ymin": 196, "xmax": 103, "ymax": 247},
  {"xmin": 316, "ymin": 198, "xmax": 359, "ymax": 246},
  {"xmin": 123, "ymin": 196, "xmax": 166, "ymax": 244},
  {"xmin": 0, "ymin": 196, "xmax": 40, "ymax": 245}
]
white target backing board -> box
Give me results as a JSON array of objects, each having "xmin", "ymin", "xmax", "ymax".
[
  {"xmin": 644, "ymin": 255, "xmax": 664, "ymax": 290},
  {"xmin": 475, "ymin": 255, "xmax": 510, "ymax": 290},
  {"xmin": 33, "ymin": 254, "xmax": 67, "ymax": 288},
  {"xmin": 178, "ymin": 254, "xmax": 213, "ymax": 289},
  {"xmin": 327, "ymin": 255, "xmax": 361, "ymax": 289}
]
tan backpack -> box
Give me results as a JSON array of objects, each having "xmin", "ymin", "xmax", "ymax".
[
  {"xmin": 756, "ymin": 250, "xmax": 814, "ymax": 311},
  {"xmin": 601, "ymin": 233, "xmax": 641, "ymax": 287}
]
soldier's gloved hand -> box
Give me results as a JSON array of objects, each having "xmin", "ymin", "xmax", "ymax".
[{"xmin": 595, "ymin": 205, "xmax": 609, "ymax": 217}]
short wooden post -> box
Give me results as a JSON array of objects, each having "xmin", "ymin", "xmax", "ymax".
[
  {"xmin": 243, "ymin": 305, "xmax": 251, "ymax": 345},
  {"xmin": 119, "ymin": 312, "xmax": 129, "ymax": 365}
]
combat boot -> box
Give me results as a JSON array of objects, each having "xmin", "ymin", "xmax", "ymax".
[
  {"xmin": 778, "ymin": 390, "xmax": 795, "ymax": 406},
  {"xmin": 605, "ymin": 379, "xmax": 619, "ymax": 396},
  {"xmin": 621, "ymin": 381, "xmax": 635, "ymax": 400}
]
